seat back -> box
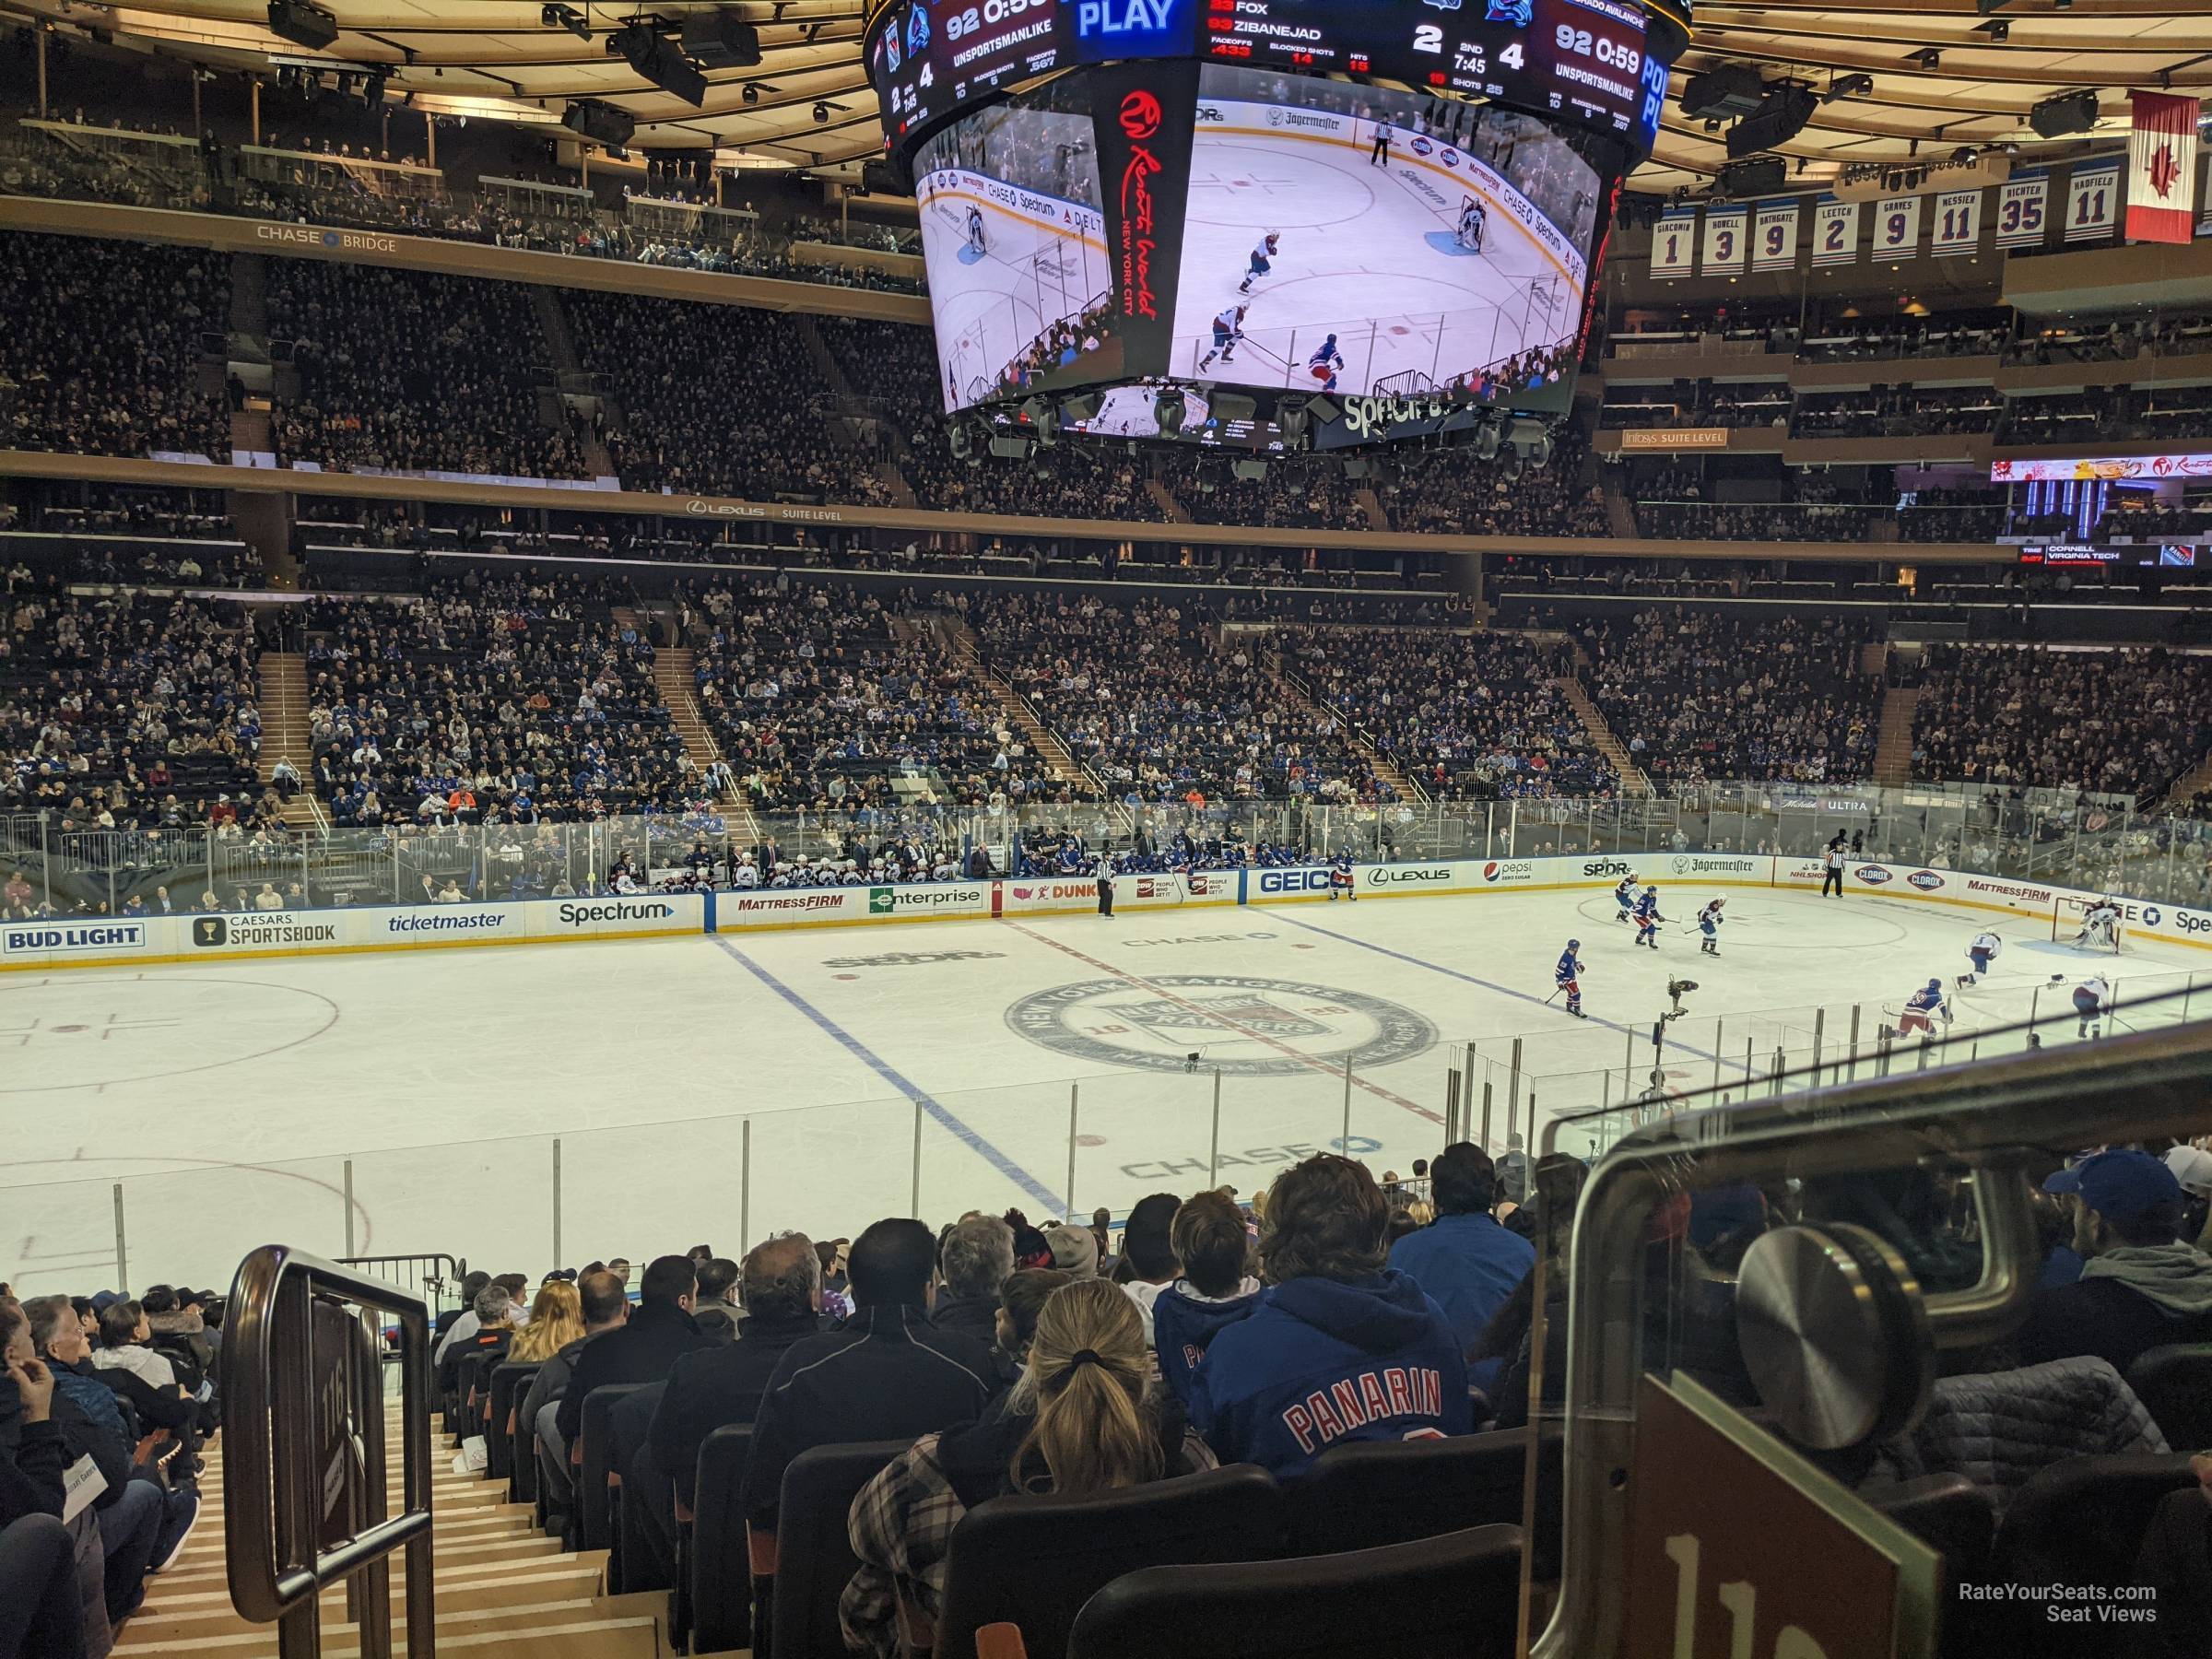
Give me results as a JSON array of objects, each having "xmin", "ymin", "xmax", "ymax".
[
  {"xmin": 579, "ymin": 1383, "xmax": 648, "ymax": 1551},
  {"xmin": 2124, "ymin": 1343, "xmax": 2212, "ymax": 1453},
  {"xmin": 688, "ymin": 1425, "xmax": 755, "ymax": 1656},
  {"xmin": 1992, "ymin": 1452, "xmax": 2201, "ymax": 1590},
  {"xmin": 1068, "ymin": 1525, "xmax": 1524, "ymax": 1659},
  {"xmin": 1285, "ymin": 1428, "xmax": 1561, "ymax": 1567},
  {"xmin": 770, "ymin": 1441, "xmax": 911, "ymax": 1659},
  {"xmin": 486, "ymin": 1362, "xmax": 540, "ymax": 1484},
  {"xmin": 936, "ymin": 1465, "xmax": 1286, "ymax": 1659},
  {"xmin": 1868, "ymin": 1474, "xmax": 1997, "ymax": 1659}
]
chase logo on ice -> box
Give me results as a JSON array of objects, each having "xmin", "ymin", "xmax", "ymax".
[{"xmin": 4, "ymin": 922, "xmax": 147, "ymax": 956}]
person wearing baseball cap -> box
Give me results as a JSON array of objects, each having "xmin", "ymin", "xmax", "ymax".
[{"xmin": 2020, "ymin": 1149, "xmax": 2212, "ymax": 1376}]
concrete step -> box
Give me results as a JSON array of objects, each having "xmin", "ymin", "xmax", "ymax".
[
  {"xmin": 129, "ymin": 1556, "xmax": 610, "ymax": 1641},
  {"xmin": 116, "ymin": 1594, "xmax": 664, "ymax": 1659}
]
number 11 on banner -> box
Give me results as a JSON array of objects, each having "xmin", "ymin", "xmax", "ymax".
[{"xmin": 1650, "ymin": 211, "xmax": 1696, "ymax": 279}]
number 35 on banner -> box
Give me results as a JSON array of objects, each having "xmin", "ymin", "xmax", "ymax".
[{"xmin": 1873, "ymin": 194, "xmax": 1922, "ymax": 260}]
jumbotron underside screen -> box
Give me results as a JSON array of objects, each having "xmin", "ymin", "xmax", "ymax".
[{"xmin": 1171, "ymin": 66, "xmax": 1597, "ymax": 403}]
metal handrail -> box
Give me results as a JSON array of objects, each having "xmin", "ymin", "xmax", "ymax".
[{"xmin": 221, "ymin": 1244, "xmax": 436, "ymax": 1659}]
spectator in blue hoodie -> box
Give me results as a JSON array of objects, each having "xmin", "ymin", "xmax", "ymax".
[
  {"xmin": 1195, "ymin": 1154, "xmax": 1471, "ymax": 1479},
  {"xmin": 1385, "ymin": 1143, "xmax": 1535, "ymax": 1398},
  {"xmin": 1152, "ymin": 1191, "xmax": 1262, "ymax": 1411}
]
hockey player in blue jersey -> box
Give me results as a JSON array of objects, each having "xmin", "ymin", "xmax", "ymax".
[
  {"xmin": 1898, "ymin": 978, "xmax": 1948, "ymax": 1039},
  {"xmin": 1308, "ymin": 334, "xmax": 1346, "ymax": 394},
  {"xmin": 1632, "ymin": 885, "xmax": 1663, "ymax": 949},
  {"xmin": 1238, "ymin": 231, "xmax": 1280, "ymax": 294},
  {"xmin": 1327, "ymin": 851, "xmax": 1357, "ymax": 901},
  {"xmin": 1613, "ymin": 874, "xmax": 1639, "ymax": 924},
  {"xmin": 1554, "ymin": 939, "xmax": 1585, "ymax": 1018},
  {"xmin": 1198, "ymin": 303, "xmax": 1248, "ymax": 371}
]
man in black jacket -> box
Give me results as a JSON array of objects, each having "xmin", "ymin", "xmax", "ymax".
[
  {"xmin": 648, "ymin": 1235, "xmax": 823, "ymax": 1514},
  {"xmin": 1, "ymin": 1326, "xmax": 87, "ymax": 1659},
  {"xmin": 2020, "ymin": 1150, "xmax": 2212, "ymax": 1376},
  {"xmin": 553, "ymin": 1256, "xmax": 709, "ymax": 1447},
  {"xmin": 741, "ymin": 1218, "xmax": 996, "ymax": 1535}
]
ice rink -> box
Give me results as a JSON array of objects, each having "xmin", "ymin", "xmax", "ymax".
[
  {"xmin": 920, "ymin": 175, "xmax": 1109, "ymax": 410},
  {"xmin": 1173, "ymin": 122, "xmax": 1580, "ymax": 395},
  {"xmin": 5, "ymin": 887, "xmax": 2203, "ymax": 1295}
]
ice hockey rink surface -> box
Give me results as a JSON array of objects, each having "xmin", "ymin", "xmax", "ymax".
[
  {"xmin": 5, "ymin": 887, "xmax": 2200, "ymax": 1293},
  {"xmin": 920, "ymin": 176, "xmax": 1110, "ymax": 411},
  {"xmin": 1173, "ymin": 122, "xmax": 1578, "ymax": 395}
]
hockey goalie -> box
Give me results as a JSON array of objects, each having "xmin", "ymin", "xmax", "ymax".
[{"xmin": 1455, "ymin": 196, "xmax": 1488, "ymax": 253}]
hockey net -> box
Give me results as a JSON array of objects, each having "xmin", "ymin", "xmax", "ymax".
[{"xmin": 2051, "ymin": 901, "xmax": 2128, "ymax": 954}]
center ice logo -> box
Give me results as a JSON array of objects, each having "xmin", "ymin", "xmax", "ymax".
[{"xmin": 1006, "ymin": 975, "xmax": 1436, "ymax": 1077}]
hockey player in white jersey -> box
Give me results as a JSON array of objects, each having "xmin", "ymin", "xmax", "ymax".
[
  {"xmin": 1238, "ymin": 231, "xmax": 1280, "ymax": 294},
  {"xmin": 1307, "ymin": 334, "xmax": 1347, "ymax": 394},
  {"xmin": 1456, "ymin": 196, "xmax": 1488, "ymax": 253},
  {"xmin": 1958, "ymin": 929, "xmax": 2002, "ymax": 987},
  {"xmin": 2072, "ymin": 898, "xmax": 2123, "ymax": 951},
  {"xmin": 1613, "ymin": 874, "xmax": 1639, "ymax": 924},
  {"xmin": 1198, "ymin": 303, "xmax": 1248, "ymax": 371},
  {"xmin": 1696, "ymin": 898, "xmax": 1725, "ymax": 957},
  {"xmin": 2074, "ymin": 974, "xmax": 2112, "ymax": 1038}
]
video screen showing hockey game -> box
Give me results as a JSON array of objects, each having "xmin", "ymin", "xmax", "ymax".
[
  {"xmin": 1171, "ymin": 65, "xmax": 1603, "ymax": 406},
  {"xmin": 915, "ymin": 81, "xmax": 1116, "ymax": 415}
]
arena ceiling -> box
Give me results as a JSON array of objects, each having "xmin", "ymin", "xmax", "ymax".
[{"xmin": 3, "ymin": 0, "xmax": 2207, "ymax": 190}]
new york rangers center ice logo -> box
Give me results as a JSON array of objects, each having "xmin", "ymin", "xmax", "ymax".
[{"xmin": 1006, "ymin": 975, "xmax": 1436, "ymax": 1076}]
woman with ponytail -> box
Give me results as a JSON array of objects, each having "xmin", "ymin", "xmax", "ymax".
[{"xmin": 841, "ymin": 1279, "xmax": 1215, "ymax": 1659}]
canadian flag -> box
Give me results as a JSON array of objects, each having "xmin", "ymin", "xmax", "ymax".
[{"xmin": 2125, "ymin": 89, "xmax": 2200, "ymax": 245}]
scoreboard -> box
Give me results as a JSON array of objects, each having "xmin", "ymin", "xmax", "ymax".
[
  {"xmin": 865, "ymin": 0, "xmax": 1666, "ymax": 159},
  {"xmin": 1198, "ymin": 0, "xmax": 1665, "ymax": 147}
]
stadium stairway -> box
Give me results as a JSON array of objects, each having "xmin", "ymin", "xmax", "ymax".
[
  {"xmin": 2165, "ymin": 747, "xmax": 2212, "ymax": 808},
  {"xmin": 653, "ymin": 645, "xmax": 762, "ymax": 841},
  {"xmin": 114, "ymin": 1404, "xmax": 665, "ymax": 1659},
  {"xmin": 228, "ymin": 253, "xmax": 267, "ymax": 340},
  {"xmin": 938, "ymin": 618, "xmax": 1103, "ymax": 794},
  {"xmin": 1553, "ymin": 671, "xmax": 1651, "ymax": 797},
  {"xmin": 535, "ymin": 290, "xmax": 618, "ymax": 477},
  {"xmin": 1144, "ymin": 476, "xmax": 1193, "ymax": 524},
  {"xmin": 255, "ymin": 652, "xmax": 325, "ymax": 830},
  {"xmin": 1273, "ymin": 668, "xmax": 1425, "ymax": 805},
  {"xmin": 1352, "ymin": 485, "xmax": 1389, "ymax": 532},
  {"xmin": 1874, "ymin": 683, "xmax": 1922, "ymax": 788}
]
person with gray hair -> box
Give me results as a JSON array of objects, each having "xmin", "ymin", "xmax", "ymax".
[
  {"xmin": 647, "ymin": 1235, "xmax": 824, "ymax": 1513},
  {"xmin": 931, "ymin": 1215, "xmax": 1016, "ymax": 1347}
]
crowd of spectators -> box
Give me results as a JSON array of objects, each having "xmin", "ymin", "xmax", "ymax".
[
  {"xmin": 685, "ymin": 578, "xmax": 1073, "ymax": 819},
  {"xmin": 1581, "ymin": 609, "xmax": 1881, "ymax": 785},
  {"xmin": 1287, "ymin": 626, "xmax": 1617, "ymax": 798},
  {"xmin": 1, "ymin": 577, "xmax": 269, "ymax": 836},
  {"xmin": 566, "ymin": 291, "xmax": 894, "ymax": 504},
  {"xmin": 1164, "ymin": 455, "xmax": 1372, "ymax": 533},
  {"xmin": 1900, "ymin": 486, "xmax": 2009, "ymax": 544},
  {"xmin": 1598, "ymin": 382, "xmax": 1790, "ymax": 430},
  {"xmin": 0, "ymin": 232, "xmax": 229, "ymax": 460},
  {"xmin": 265, "ymin": 261, "xmax": 587, "ymax": 479},
  {"xmin": 1385, "ymin": 430, "xmax": 1611, "ymax": 537},
  {"xmin": 301, "ymin": 571, "xmax": 689, "ymax": 826},
  {"xmin": 1794, "ymin": 386, "xmax": 2001, "ymax": 439},
  {"xmin": 973, "ymin": 592, "xmax": 1389, "ymax": 806},
  {"xmin": 1912, "ymin": 643, "xmax": 2212, "ymax": 799}
]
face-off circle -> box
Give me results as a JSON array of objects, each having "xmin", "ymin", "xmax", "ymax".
[
  {"xmin": 1006, "ymin": 975, "xmax": 1435, "ymax": 1076},
  {"xmin": 0, "ymin": 976, "xmax": 339, "ymax": 1091}
]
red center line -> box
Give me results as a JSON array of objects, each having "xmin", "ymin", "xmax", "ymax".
[{"xmin": 999, "ymin": 919, "xmax": 1442, "ymax": 1125}]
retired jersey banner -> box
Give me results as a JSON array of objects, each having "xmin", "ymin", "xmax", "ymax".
[
  {"xmin": 2126, "ymin": 89, "xmax": 2198, "ymax": 244},
  {"xmin": 1812, "ymin": 198, "xmax": 1859, "ymax": 266},
  {"xmin": 1994, "ymin": 174, "xmax": 2049, "ymax": 249},
  {"xmin": 1651, "ymin": 209, "xmax": 1697, "ymax": 279},
  {"xmin": 2065, "ymin": 159, "xmax": 2121, "ymax": 241},
  {"xmin": 1873, "ymin": 194, "xmax": 1922, "ymax": 260},
  {"xmin": 1700, "ymin": 206, "xmax": 1747, "ymax": 275},
  {"xmin": 1932, "ymin": 188, "xmax": 1983, "ymax": 256},
  {"xmin": 1750, "ymin": 200, "xmax": 1799, "ymax": 272}
]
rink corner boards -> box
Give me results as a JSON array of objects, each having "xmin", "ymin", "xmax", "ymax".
[{"xmin": 6, "ymin": 855, "xmax": 2208, "ymax": 971}]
